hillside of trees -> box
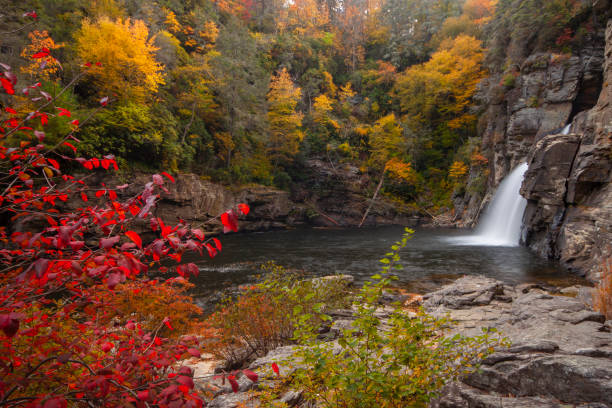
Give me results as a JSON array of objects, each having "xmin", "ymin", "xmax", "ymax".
[{"xmin": 1, "ymin": 0, "xmax": 598, "ymax": 213}]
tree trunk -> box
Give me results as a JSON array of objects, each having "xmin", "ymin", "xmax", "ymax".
[{"xmin": 359, "ymin": 171, "xmax": 385, "ymax": 227}]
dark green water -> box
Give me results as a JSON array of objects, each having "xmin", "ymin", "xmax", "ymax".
[{"xmin": 184, "ymin": 226, "xmax": 585, "ymax": 298}]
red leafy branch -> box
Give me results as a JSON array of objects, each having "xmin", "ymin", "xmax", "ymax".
[{"xmin": 0, "ymin": 38, "xmax": 251, "ymax": 407}]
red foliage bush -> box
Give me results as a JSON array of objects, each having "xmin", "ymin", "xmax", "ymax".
[{"xmin": 0, "ymin": 17, "xmax": 249, "ymax": 407}]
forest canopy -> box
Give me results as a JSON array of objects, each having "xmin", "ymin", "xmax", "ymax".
[{"xmin": 0, "ymin": 0, "xmax": 599, "ymax": 211}]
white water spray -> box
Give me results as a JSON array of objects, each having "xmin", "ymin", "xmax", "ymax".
[
  {"xmin": 449, "ymin": 163, "xmax": 529, "ymax": 247},
  {"xmin": 561, "ymin": 124, "xmax": 571, "ymax": 135}
]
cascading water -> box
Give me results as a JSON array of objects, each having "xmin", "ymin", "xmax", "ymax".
[
  {"xmin": 449, "ymin": 163, "xmax": 529, "ymax": 247},
  {"xmin": 561, "ymin": 124, "xmax": 571, "ymax": 135}
]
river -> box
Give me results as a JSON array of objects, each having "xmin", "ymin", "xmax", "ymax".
[{"xmin": 184, "ymin": 226, "xmax": 585, "ymax": 299}]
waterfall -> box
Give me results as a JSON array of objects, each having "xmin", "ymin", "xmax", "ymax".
[
  {"xmin": 449, "ymin": 163, "xmax": 529, "ymax": 247},
  {"xmin": 561, "ymin": 124, "xmax": 571, "ymax": 135}
]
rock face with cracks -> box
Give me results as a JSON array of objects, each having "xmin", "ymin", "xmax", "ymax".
[{"xmin": 426, "ymin": 276, "xmax": 612, "ymax": 408}]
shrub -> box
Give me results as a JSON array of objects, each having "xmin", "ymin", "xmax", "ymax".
[
  {"xmin": 0, "ymin": 30, "xmax": 250, "ymax": 406},
  {"xmin": 278, "ymin": 228, "xmax": 505, "ymax": 407},
  {"xmin": 203, "ymin": 263, "xmax": 350, "ymax": 368},
  {"xmin": 501, "ymin": 72, "xmax": 517, "ymax": 88},
  {"xmin": 594, "ymin": 257, "xmax": 612, "ymax": 320}
]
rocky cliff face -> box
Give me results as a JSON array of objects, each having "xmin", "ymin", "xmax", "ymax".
[
  {"xmin": 457, "ymin": 18, "xmax": 611, "ymax": 281},
  {"xmin": 520, "ymin": 19, "xmax": 612, "ymax": 281},
  {"xmin": 98, "ymin": 159, "xmax": 416, "ymax": 237}
]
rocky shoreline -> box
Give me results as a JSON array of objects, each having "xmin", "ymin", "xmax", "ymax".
[{"xmin": 185, "ymin": 275, "xmax": 611, "ymax": 407}]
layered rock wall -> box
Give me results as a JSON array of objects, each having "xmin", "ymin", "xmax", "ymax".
[
  {"xmin": 457, "ymin": 18, "xmax": 611, "ymax": 280},
  {"xmin": 521, "ymin": 19, "xmax": 612, "ymax": 280}
]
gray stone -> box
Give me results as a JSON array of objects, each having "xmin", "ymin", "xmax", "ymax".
[
  {"xmin": 207, "ymin": 392, "xmax": 259, "ymax": 408},
  {"xmin": 424, "ymin": 276, "xmax": 612, "ymax": 407}
]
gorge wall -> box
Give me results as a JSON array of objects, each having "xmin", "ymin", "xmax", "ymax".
[
  {"xmin": 102, "ymin": 159, "xmax": 417, "ymax": 237},
  {"xmin": 457, "ymin": 17, "xmax": 612, "ymax": 281}
]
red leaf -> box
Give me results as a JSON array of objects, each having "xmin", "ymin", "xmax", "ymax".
[
  {"xmin": 192, "ymin": 228, "xmax": 205, "ymax": 240},
  {"xmin": 176, "ymin": 375, "xmax": 194, "ymax": 389},
  {"xmin": 220, "ymin": 210, "xmax": 238, "ymax": 233},
  {"xmin": 161, "ymin": 171, "xmax": 175, "ymax": 183},
  {"xmin": 42, "ymin": 397, "xmax": 67, "ymax": 408},
  {"xmin": 228, "ymin": 375, "xmax": 239, "ymax": 393},
  {"xmin": 205, "ymin": 243, "xmax": 217, "ymax": 258},
  {"xmin": 31, "ymin": 48, "xmax": 50, "ymax": 59},
  {"xmin": 163, "ymin": 317, "xmax": 173, "ymax": 331},
  {"xmin": 0, "ymin": 313, "xmax": 22, "ymax": 338},
  {"xmin": 100, "ymin": 235, "xmax": 120, "ymax": 249},
  {"xmin": 80, "ymin": 192, "xmax": 88, "ymax": 202},
  {"xmin": 137, "ymin": 390, "xmax": 149, "ymax": 401},
  {"xmin": 187, "ymin": 348, "xmax": 201, "ymax": 357},
  {"xmin": 5, "ymin": 107, "xmax": 17, "ymax": 114},
  {"xmin": 63, "ymin": 142, "xmax": 76, "ymax": 152},
  {"xmin": 56, "ymin": 107, "xmax": 71, "ymax": 117},
  {"xmin": 70, "ymin": 119, "xmax": 79, "ymax": 126},
  {"xmin": 242, "ymin": 369, "xmax": 258, "ymax": 382},
  {"xmin": 213, "ymin": 237, "xmax": 222, "ymax": 251},
  {"xmin": 125, "ymin": 231, "xmax": 142, "ymax": 249},
  {"xmin": 33, "ymin": 258, "xmax": 49, "ymax": 278},
  {"xmin": 238, "ymin": 203, "xmax": 250, "ymax": 215},
  {"xmin": 1, "ymin": 78, "xmax": 14, "ymax": 95},
  {"xmin": 47, "ymin": 158, "xmax": 60, "ymax": 170},
  {"xmin": 23, "ymin": 10, "xmax": 38, "ymax": 19},
  {"xmin": 101, "ymin": 342, "xmax": 114, "ymax": 352},
  {"xmin": 271, "ymin": 363, "xmax": 279, "ymax": 376}
]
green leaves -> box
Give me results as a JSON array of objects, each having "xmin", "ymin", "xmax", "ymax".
[{"xmin": 283, "ymin": 227, "xmax": 504, "ymax": 408}]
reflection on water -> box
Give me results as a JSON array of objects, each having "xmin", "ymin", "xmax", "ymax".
[{"xmin": 183, "ymin": 226, "xmax": 585, "ymax": 297}]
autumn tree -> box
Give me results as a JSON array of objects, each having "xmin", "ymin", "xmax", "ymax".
[
  {"xmin": 20, "ymin": 30, "xmax": 64, "ymax": 80},
  {"xmin": 394, "ymin": 34, "xmax": 485, "ymax": 170},
  {"xmin": 267, "ymin": 68, "xmax": 304, "ymax": 165},
  {"xmin": 75, "ymin": 17, "xmax": 164, "ymax": 102}
]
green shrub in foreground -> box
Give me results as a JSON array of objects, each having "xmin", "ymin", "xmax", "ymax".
[{"xmin": 265, "ymin": 228, "xmax": 506, "ymax": 407}]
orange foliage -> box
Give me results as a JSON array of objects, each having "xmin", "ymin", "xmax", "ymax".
[
  {"xmin": 385, "ymin": 158, "xmax": 416, "ymax": 184},
  {"xmin": 95, "ymin": 278, "xmax": 204, "ymax": 337},
  {"xmin": 203, "ymin": 289, "xmax": 293, "ymax": 367},
  {"xmin": 20, "ymin": 30, "xmax": 64, "ymax": 79},
  {"xmin": 594, "ymin": 258, "xmax": 612, "ymax": 320}
]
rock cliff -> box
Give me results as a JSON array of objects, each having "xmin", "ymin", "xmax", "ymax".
[
  {"xmin": 457, "ymin": 18, "xmax": 612, "ymax": 281},
  {"xmin": 95, "ymin": 159, "xmax": 416, "ymax": 237}
]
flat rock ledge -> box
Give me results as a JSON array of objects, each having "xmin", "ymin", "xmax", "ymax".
[
  {"xmin": 426, "ymin": 276, "xmax": 612, "ymax": 408},
  {"xmin": 193, "ymin": 275, "xmax": 612, "ymax": 408}
]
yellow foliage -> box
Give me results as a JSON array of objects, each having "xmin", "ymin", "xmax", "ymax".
[
  {"xmin": 20, "ymin": 31, "xmax": 64, "ymax": 79},
  {"xmin": 369, "ymin": 113, "xmax": 404, "ymax": 169},
  {"xmin": 267, "ymin": 68, "xmax": 304, "ymax": 163},
  {"xmin": 278, "ymin": 0, "xmax": 330, "ymax": 37},
  {"xmin": 448, "ymin": 161, "xmax": 469, "ymax": 181},
  {"xmin": 394, "ymin": 34, "xmax": 485, "ymax": 130},
  {"xmin": 215, "ymin": 131, "xmax": 235, "ymax": 164},
  {"xmin": 313, "ymin": 94, "xmax": 335, "ymax": 126},
  {"xmin": 338, "ymin": 83, "xmax": 356, "ymax": 102},
  {"xmin": 164, "ymin": 8, "xmax": 181, "ymax": 33},
  {"xmin": 321, "ymin": 71, "xmax": 337, "ymax": 96},
  {"xmin": 199, "ymin": 21, "xmax": 219, "ymax": 47},
  {"xmin": 76, "ymin": 17, "xmax": 164, "ymax": 102}
]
